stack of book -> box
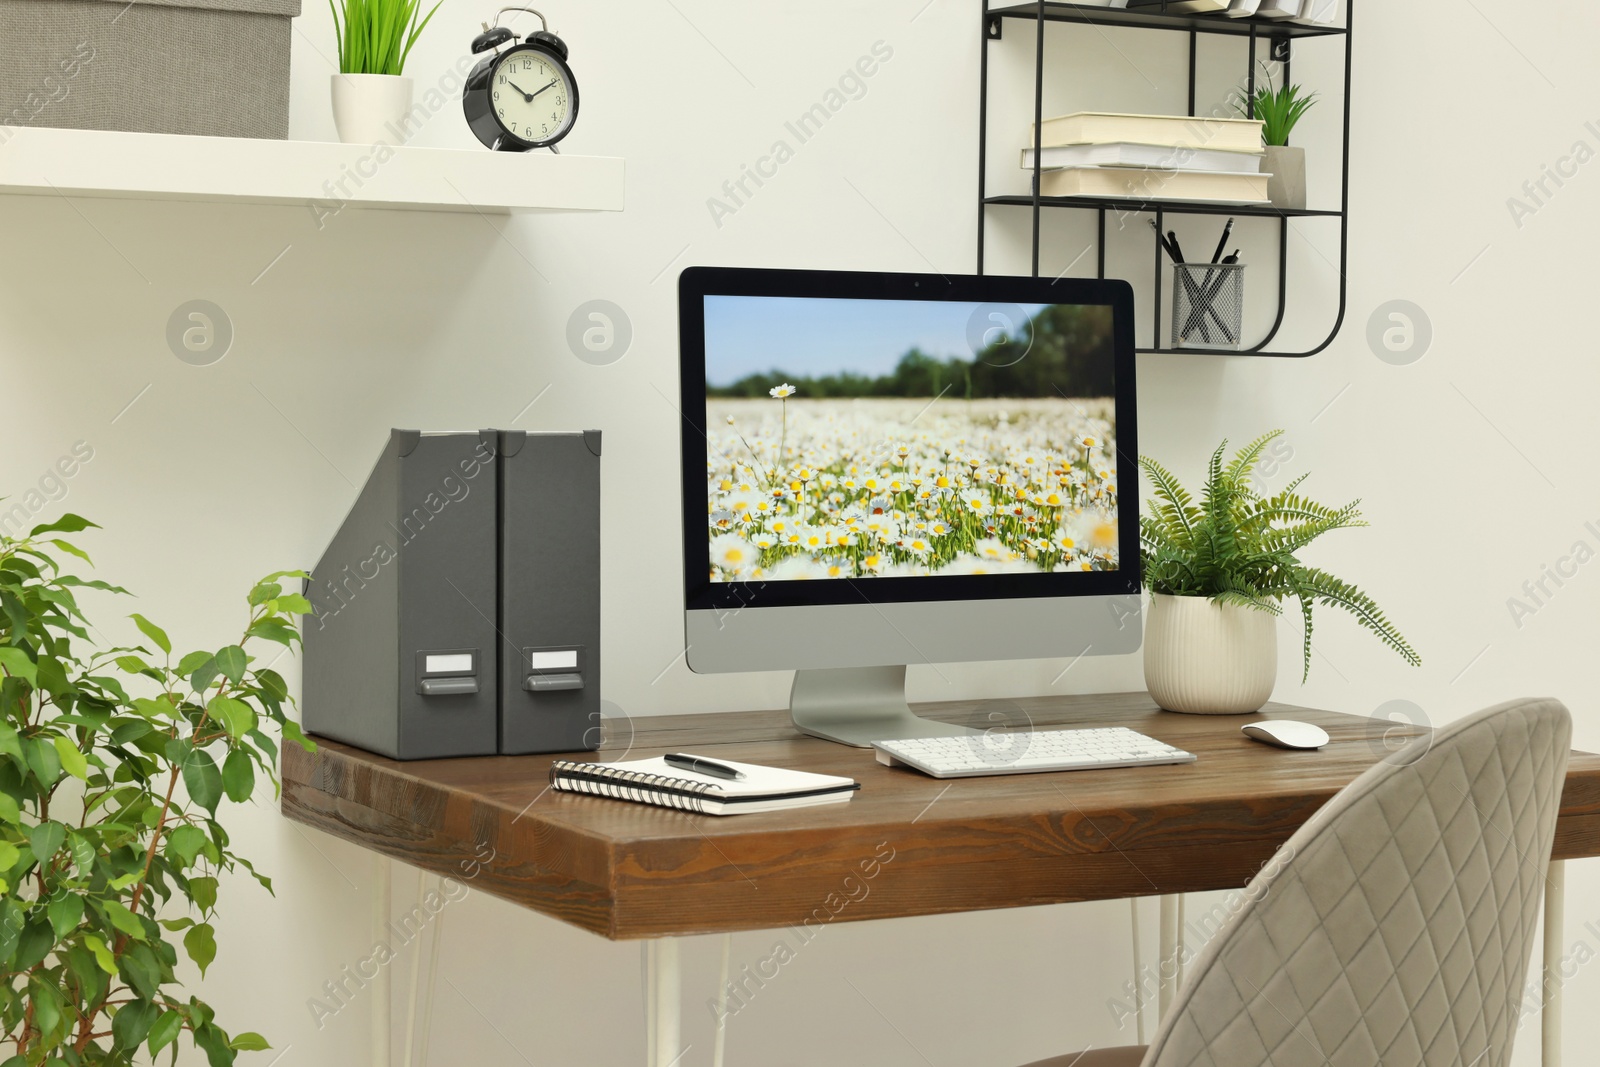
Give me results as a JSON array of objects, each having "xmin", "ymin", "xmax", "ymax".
[
  {"xmin": 1021, "ymin": 111, "xmax": 1269, "ymax": 204},
  {"xmin": 1125, "ymin": 0, "xmax": 1338, "ymax": 21}
]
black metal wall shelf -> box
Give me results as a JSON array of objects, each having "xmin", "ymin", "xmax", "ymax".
[
  {"xmin": 988, "ymin": 2, "xmax": 1347, "ymax": 40},
  {"xmin": 977, "ymin": 0, "xmax": 1355, "ymax": 357}
]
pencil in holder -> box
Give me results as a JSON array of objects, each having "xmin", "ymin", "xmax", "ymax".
[{"xmin": 1172, "ymin": 262, "xmax": 1244, "ymax": 351}]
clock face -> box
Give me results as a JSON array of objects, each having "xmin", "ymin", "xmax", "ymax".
[{"xmin": 491, "ymin": 48, "xmax": 574, "ymax": 145}]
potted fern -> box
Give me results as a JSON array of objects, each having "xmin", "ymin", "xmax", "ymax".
[
  {"xmin": 1140, "ymin": 432, "xmax": 1419, "ymax": 714},
  {"xmin": 328, "ymin": 0, "xmax": 442, "ymax": 144},
  {"xmin": 1238, "ymin": 71, "xmax": 1318, "ymax": 211}
]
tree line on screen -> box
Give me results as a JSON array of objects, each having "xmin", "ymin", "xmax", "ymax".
[{"xmin": 707, "ymin": 304, "xmax": 1115, "ymax": 400}]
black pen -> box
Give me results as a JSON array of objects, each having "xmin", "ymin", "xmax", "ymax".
[
  {"xmin": 1210, "ymin": 218, "xmax": 1234, "ymax": 265},
  {"xmin": 665, "ymin": 753, "xmax": 746, "ymax": 781},
  {"xmin": 1148, "ymin": 219, "xmax": 1178, "ymax": 262},
  {"xmin": 1167, "ymin": 230, "xmax": 1188, "ymax": 264}
]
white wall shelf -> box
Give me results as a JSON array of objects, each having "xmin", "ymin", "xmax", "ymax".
[{"xmin": 0, "ymin": 127, "xmax": 624, "ymax": 214}]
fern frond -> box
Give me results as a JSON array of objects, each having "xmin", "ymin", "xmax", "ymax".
[
  {"xmin": 1295, "ymin": 565, "xmax": 1421, "ymax": 669},
  {"xmin": 1285, "ymin": 568, "xmax": 1316, "ymax": 682},
  {"xmin": 1223, "ymin": 429, "xmax": 1282, "ymax": 488},
  {"xmin": 1139, "ymin": 457, "xmax": 1200, "ymax": 541},
  {"xmin": 1214, "ymin": 587, "xmax": 1283, "ymax": 615}
]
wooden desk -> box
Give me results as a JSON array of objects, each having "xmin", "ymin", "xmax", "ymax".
[{"xmin": 282, "ymin": 693, "xmax": 1600, "ymax": 1065}]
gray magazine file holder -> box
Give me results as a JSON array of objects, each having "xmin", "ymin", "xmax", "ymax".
[
  {"xmin": 303, "ymin": 428, "xmax": 603, "ymax": 760},
  {"xmin": 303, "ymin": 430, "xmax": 501, "ymax": 760},
  {"xmin": 498, "ymin": 430, "xmax": 602, "ymax": 755}
]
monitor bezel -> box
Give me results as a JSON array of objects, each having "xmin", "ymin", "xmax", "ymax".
[{"xmin": 678, "ymin": 266, "xmax": 1141, "ymax": 612}]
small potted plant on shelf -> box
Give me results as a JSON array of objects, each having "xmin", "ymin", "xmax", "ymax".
[
  {"xmin": 1139, "ymin": 432, "xmax": 1419, "ymax": 714},
  {"xmin": 1238, "ymin": 71, "xmax": 1318, "ymax": 211},
  {"xmin": 0, "ymin": 512, "xmax": 314, "ymax": 1060},
  {"xmin": 328, "ymin": 0, "xmax": 442, "ymax": 145}
]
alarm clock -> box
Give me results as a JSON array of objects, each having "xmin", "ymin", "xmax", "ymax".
[{"xmin": 463, "ymin": 7, "xmax": 579, "ymax": 152}]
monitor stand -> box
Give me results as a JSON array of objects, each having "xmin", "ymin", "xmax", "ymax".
[{"xmin": 789, "ymin": 665, "xmax": 977, "ymax": 748}]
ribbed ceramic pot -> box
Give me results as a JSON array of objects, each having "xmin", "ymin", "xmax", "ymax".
[{"xmin": 1144, "ymin": 593, "xmax": 1276, "ymax": 715}]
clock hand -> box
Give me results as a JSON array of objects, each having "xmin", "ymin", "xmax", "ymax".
[
  {"xmin": 528, "ymin": 78, "xmax": 559, "ymax": 100},
  {"xmin": 506, "ymin": 79, "xmax": 536, "ymax": 102}
]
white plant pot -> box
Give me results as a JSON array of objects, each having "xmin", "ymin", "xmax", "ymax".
[
  {"xmin": 1263, "ymin": 144, "xmax": 1307, "ymax": 211},
  {"xmin": 331, "ymin": 73, "xmax": 413, "ymax": 146},
  {"xmin": 1143, "ymin": 593, "xmax": 1277, "ymax": 715}
]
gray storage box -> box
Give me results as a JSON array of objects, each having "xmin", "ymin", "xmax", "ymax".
[
  {"xmin": 304, "ymin": 430, "xmax": 502, "ymax": 761},
  {"xmin": 498, "ymin": 430, "xmax": 602, "ymax": 756},
  {"xmin": 0, "ymin": 0, "xmax": 299, "ymax": 138}
]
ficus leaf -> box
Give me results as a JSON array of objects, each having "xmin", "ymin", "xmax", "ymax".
[
  {"xmin": 47, "ymin": 537, "xmax": 92, "ymax": 563},
  {"xmin": 190, "ymin": 656, "xmax": 221, "ymax": 695},
  {"xmin": 274, "ymin": 593, "xmax": 314, "ymax": 615},
  {"xmin": 129, "ymin": 613, "xmax": 171, "ymax": 655},
  {"xmin": 113, "ymin": 997, "xmax": 160, "ymax": 1049},
  {"xmin": 177, "ymin": 649, "xmax": 213, "ymax": 676},
  {"xmin": 24, "ymin": 737, "xmax": 61, "ymax": 786},
  {"xmin": 223, "ymin": 748, "xmax": 256, "ymax": 803},
  {"xmin": 183, "ymin": 750, "xmax": 224, "ymax": 813},
  {"xmin": 184, "ymin": 922, "xmax": 217, "ymax": 978},
  {"xmin": 214, "ymin": 645, "xmax": 248, "ymax": 685},
  {"xmin": 167, "ymin": 825, "xmax": 209, "ymax": 868},
  {"xmin": 29, "ymin": 820, "xmax": 64, "ymax": 861},
  {"xmin": 0, "ymin": 647, "xmax": 37, "ymax": 686},
  {"xmin": 27, "ymin": 976, "xmax": 61, "ymax": 1042},
  {"xmin": 208, "ymin": 695, "xmax": 256, "ymax": 741},
  {"xmin": 29, "ymin": 513, "xmax": 97, "ymax": 536},
  {"xmin": 147, "ymin": 1009, "xmax": 183, "ymax": 1055},
  {"xmin": 54, "ymin": 736, "xmax": 88, "ymax": 780},
  {"xmin": 247, "ymin": 582, "xmax": 282, "ymax": 607},
  {"xmin": 190, "ymin": 875, "xmax": 219, "ymax": 914},
  {"xmin": 47, "ymin": 891, "xmax": 84, "ymax": 937},
  {"xmin": 85, "ymin": 933, "xmax": 117, "ymax": 974},
  {"xmin": 102, "ymin": 899, "xmax": 146, "ymax": 939}
]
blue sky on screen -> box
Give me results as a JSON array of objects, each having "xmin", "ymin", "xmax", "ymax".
[{"xmin": 703, "ymin": 296, "xmax": 1049, "ymax": 387}]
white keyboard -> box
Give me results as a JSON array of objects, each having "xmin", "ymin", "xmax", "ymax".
[{"xmin": 873, "ymin": 727, "xmax": 1197, "ymax": 779}]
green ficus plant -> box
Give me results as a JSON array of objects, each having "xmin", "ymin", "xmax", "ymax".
[
  {"xmin": 1140, "ymin": 431, "xmax": 1421, "ymax": 681},
  {"xmin": 0, "ymin": 513, "xmax": 314, "ymax": 1064}
]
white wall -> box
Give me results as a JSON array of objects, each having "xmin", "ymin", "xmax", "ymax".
[{"xmin": 3, "ymin": 1, "xmax": 1597, "ymax": 1063}]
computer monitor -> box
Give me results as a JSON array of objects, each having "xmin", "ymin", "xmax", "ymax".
[{"xmin": 678, "ymin": 267, "xmax": 1142, "ymax": 747}]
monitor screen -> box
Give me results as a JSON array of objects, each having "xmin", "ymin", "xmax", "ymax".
[{"xmin": 680, "ymin": 269, "xmax": 1139, "ymax": 611}]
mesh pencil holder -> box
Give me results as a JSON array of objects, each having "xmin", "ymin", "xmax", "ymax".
[{"xmin": 1172, "ymin": 262, "xmax": 1244, "ymax": 351}]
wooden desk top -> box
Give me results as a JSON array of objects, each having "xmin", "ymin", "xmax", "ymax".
[{"xmin": 281, "ymin": 693, "xmax": 1600, "ymax": 940}]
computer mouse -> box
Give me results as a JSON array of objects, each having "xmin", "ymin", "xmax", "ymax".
[{"xmin": 1241, "ymin": 720, "xmax": 1330, "ymax": 751}]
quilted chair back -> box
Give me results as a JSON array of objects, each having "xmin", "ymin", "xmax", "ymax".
[{"xmin": 1144, "ymin": 698, "xmax": 1571, "ymax": 1067}]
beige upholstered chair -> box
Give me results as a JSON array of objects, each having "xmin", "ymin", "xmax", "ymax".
[{"xmin": 1023, "ymin": 697, "xmax": 1572, "ymax": 1067}]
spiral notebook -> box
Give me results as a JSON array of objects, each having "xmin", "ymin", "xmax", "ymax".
[{"xmin": 548, "ymin": 755, "xmax": 860, "ymax": 816}]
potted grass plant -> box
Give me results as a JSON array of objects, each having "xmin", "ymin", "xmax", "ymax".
[
  {"xmin": 328, "ymin": 0, "xmax": 442, "ymax": 144},
  {"xmin": 1238, "ymin": 71, "xmax": 1318, "ymax": 211},
  {"xmin": 1139, "ymin": 432, "xmax": 1419, "ymax": 714}
]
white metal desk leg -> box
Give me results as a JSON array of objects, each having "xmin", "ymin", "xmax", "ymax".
[
  {"xmin": 1158, "ymin": 894, "xmax": 1179, "ymax": 1020},
  {"xmin": 713, "ymin": 934, "xmax": 731, "ymax": 1067},
  {"xmin": 402, "ymin": 868, "xmax": 424, "ymax": 1067},
  {"xmin": 413, "ymin": 874, "xmax": 446, "ymax": 1067},
  {"xmin": 372, "ymin": 856, "xmax": 391, "ymax": 1067},
  {"xmin": 645, "ymin": 938, "xmax": 683, "ymax": 1067},
  {"xmin": 1545, "ymin": 861, "xmax": 1565, "ymax": 1067},
  {"xmin": 1130, "ymin": 899, "xmax": 1146, "ymax": 1043}
]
